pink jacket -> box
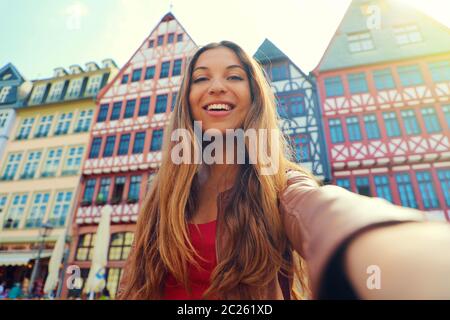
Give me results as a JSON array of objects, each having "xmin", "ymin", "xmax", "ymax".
[{"xmin": 118, "ymin": 170, "xmax": 425, "ymax": 299}]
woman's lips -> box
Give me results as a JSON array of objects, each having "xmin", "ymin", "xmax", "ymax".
[{"xmin": 204, "ymin": 109, "xmax": 233, "ymax": 117}]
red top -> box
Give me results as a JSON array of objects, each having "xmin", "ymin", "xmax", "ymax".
[{"xmin": 163, "ymin": 220, "xmax": 217, "ymax": 299}]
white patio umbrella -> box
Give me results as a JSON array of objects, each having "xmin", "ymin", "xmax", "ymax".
[
  {"xmin": 43, "ymin": 230, "xmax": 66, "ymax": 296},
  {"xmin": 84, "ymin": 205, "xmax": 112, "ymax": 298}
]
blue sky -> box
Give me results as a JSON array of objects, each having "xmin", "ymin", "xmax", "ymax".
[{"xmin": 1, "ymin": 0, "xmax": 449, "ymax": 80}]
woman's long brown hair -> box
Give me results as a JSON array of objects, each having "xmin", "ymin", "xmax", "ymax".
[{"xmin": 118, "ymin": 41, "xmax": 315, "ymax": 300}]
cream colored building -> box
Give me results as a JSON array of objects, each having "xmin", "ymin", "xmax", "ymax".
[{"xmin": 0, "ymin": 60, "xmax": 118, "ymax": 292}]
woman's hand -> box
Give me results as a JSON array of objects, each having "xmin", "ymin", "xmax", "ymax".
[{"xmin": 344, "ymin": 221, "xmax": 450, "ymax": 299}]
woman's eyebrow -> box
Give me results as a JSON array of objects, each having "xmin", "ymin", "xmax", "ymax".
[{"xmin": 193, "ymin": 65, "xmax": 245, "ymax": 72}]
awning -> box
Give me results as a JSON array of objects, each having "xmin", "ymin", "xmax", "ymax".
[{"xmin": 0, "ymin": 251, "xmax": 52, "ymax": 267}]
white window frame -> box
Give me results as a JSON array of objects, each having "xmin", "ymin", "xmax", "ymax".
[
  {"xmin": 16, "ymin": 117, "xmax": 35, "ymax": 139},
  {"xmin": 34, "ymin": 115, "xmax": 54, "ymax": 138},
  {"xmin": 1, "ymin": 152, "xmax": 23, "ymax": 180},
  {"xmin": 66, "ymin": 78, "xmax": 83, "ymax": 99},
  {"xmin": 4, "ymin": 193, "xmax": 28, "ymax": 229},
  {"xmin": 41, "ymin": 147, "xmax": 63, "ymax": 177},
  {"xmin": 20, "ymin": 150, "xmax": 42, "ymax": 179},
  {"xmin": 47, "ymin": 81, "xmax": 65, "ymax": 103},
  {"xmin": 348, "ymin": 32, "xmax": 375, "ymax": 53},
  {"xmin": 394, "ymin": 24, "xmax": 423, "ymax": 45},
  {"xmin": 54, "ymin": 112, "xmax": 73, "ymax": 135},
  {"xmin": 25, "ymin": 192, "xmax": 50, "ymax": 228},
  {"xmin": 48, "ymin": 190, "xmax": 73, "ymax": 227},
  {"xmin": 74, "ymin": 109, "xmax": 93, "ymax": 133},
  {"xmin": 63, "ymin": 146, "xmax": 84, "ymax": 176},
  {"xmin": 30, "ymin": 84, "xmax": 46, "ymax": 105},
  {"xmin": 0, "ymin": 86, "xmax": 11, "ymax": 103},
  {"xmin": 85, "ymin": 75, "xmax": 102, "ymax": 96}
]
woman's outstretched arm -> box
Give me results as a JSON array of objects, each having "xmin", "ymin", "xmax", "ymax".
[
  {"xmin": 279, "ymin": 170, "xmax": 450, "ymax": 299},
  {"xmin": 344, "ymin": 221, "xmax": 450, "ymax": 299}
]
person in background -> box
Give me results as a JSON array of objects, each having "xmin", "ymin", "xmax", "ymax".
[{"xmin": 7, "ymin": 282, "xmax": 22, "ymax": 299}]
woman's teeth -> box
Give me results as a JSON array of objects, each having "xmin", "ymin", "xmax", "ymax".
[{"xmin": 206, "ymin": 104, "xmax": 232, "ymax": 111}]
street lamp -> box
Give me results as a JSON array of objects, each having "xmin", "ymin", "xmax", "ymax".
[{"xmin": 28, "ymin": 222, "xmax": 53, "ymax": 298}]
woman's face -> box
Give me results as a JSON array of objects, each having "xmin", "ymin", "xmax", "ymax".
[{"xmin": 189, "ymin": 47, "xmax": 252, "ymax": 133}]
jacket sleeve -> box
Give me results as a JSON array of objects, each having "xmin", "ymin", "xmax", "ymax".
[{"xmin": 279, "ymin": 170, "xmax": 426, "ymax": 299}]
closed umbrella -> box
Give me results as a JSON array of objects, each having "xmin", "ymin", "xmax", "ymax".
[
  {"xmin": 84, "ymin": 206, "xmax": 112, "ymax": 298},
  {"xmin": 43, "ymin": 230, "xmax": 66, "ymax": 296}
]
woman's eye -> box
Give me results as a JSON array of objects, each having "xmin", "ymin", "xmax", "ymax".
[
  {"xmin": 228, "ymin": 76, "xmax": 243, "ymax": 81},
  {"xmin": 193, "ymin": 77, "xmax": 207, "ymax": 83}
]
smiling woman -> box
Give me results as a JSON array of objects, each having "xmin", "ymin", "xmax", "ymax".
[{"xmin": 116, "ymin": 40, "xmax": 450, "ymax": 300}]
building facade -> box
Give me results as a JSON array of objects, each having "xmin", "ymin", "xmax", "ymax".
[
  {"xmin": 0, "ymin": 64, "xmax": 32, "ymax": 161},
  {"xmin": 313, "ymin": 0, "xmax": 450, "ymax": 221},
  {"xmin": 0, "ymin": 60, "xmax": 117, "ymax": 293},
  {"xmin": 63, "ymin": 13, "xmax": 198, "ymax": 298},
  {"xmin": 254, "ymin": 39, "xmax": 331, "ymax": 181}
]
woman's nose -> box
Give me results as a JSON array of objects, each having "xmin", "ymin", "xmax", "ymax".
[{"xmin": 208, "ymin": 79, "xmax": 227, "ymax": 94}]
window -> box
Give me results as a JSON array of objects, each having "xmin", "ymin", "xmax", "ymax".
[
  {"xmin": 171, "ymin": 92, "xmax": 178, "ymax": 111},
  {"xmin": 363, "ymin": 114, "xmax": 381, "ymax": 139},
  {"xmin": 118, "ymin": 134, "xmax": 131, "ymax": 155},
  {"xmin": 34, "ymin": 115, "xmax": 53, "ymax": 138},
  {"xmin": 276, "ymin": 96, "xmax": 288, "ymax": 118},
  {"xmin": 150, "ymin": 129, "xmax": 164, "ymax": 151},
  {"xmin": 47, "ymin": 81, "xmax": 64, "ymax": 103},
  {"xmin": 106, "ymin": 268, "xmax": 123, "ymax": 299},
  {"xmin": 74, "ymin": 109, "xmax": 93, "ymax": 132},
  {"xmin": 373, "ymin": 69, "xmax": 395, "ymax": 90},
  {"xmin": 401, "ymin": 110, "xmax": 421, "ymax": 135},
  {"xmin": 3, "ymin": 194, "xmax": 28, "ymax": 229},
  {"xmin": 397, "ymin": 65, "xmax": 423, "ymax": 86},
  {"xmin": 428, "ymin": 61, "xmax": 450, "ymax": 83},
  {"xmin": 0, "ymin": 195, "xmax": 7, "ymax": 218},
  {"xmin": 347, "ymin": 73, "xmax": 368, "ymax": 94},
  {"xmin": 336, "ymin": 178, "xmax": 351, "ymax": 191},
  {"xmin": 394, "ymin": 24, "xmax": 422, "ymax": 45},
  {"xmin": 346, "ymin": 117, "xmax": 362, "ymax": 141},
  {"xmin": 41, "ymin": 148, "xmax": 62, "ymax": 177},
  {"xmin": 324, "ymin": 77, "xmax": 344, "ymax": 97},
  {"xmin": 443, "ymin": 105, "xmax": 450, "ymax": 128},
  {"xmin": 103, "ymin": 136, "xmax": 116, "ymax": 157},
  {"xmin": 128, "ymin": 175, "xmax": 142, "ymax": 201},
  {"xmin": 0, "ymin": 86, "xmax": 11, "ymax": 103},
  {"xmin": 85, "ymin": 75, "xmax": 102, "ymax": 96},
  {"xmin": 121, "ymin": 74, "xmax": 129, "ymax": 84},
  {"xmin": 289, "ymin": 95, "xmax": 305, "ymax": 116},
  {"xmin": 348, "ymin": 32, "xmax": 374, "ymax": 53},
  {"xmin": 25, "ymin": 192, "xmax": 50, "ymax": 228},
  {"xmin": 131, "ymin": 68, "xmax": 142, "ymax": 82},
  {"xmin": 97, "ymin": 178, "xmax": 111, "ymax": 203},
  {"xmin": 138, "ymin": 97, "xmax": 150, "ymax": 116},
  {"xmin": 30, "ymin": 84, "xmax": 46, "ymax": 105},
  {"xmin": 48, "ymin": 191, "xmax": 72, "ymax": 227},
  {"xmin": 172, "ymin": 59, "xmax": 182, "ymax": 76},
  {"xmin": 63, "ymin": 146, "xmax": 84, "ymax": 176},
  {"xmin": 290, "ymin": 134, "xmax": 310, "ymax": 162},
  {"xmin": 97, "ymin": 104, "xmax": 109, "ymax": 122},
  {"xmin": 54, "ymin": 112, "xmax": 73, "ymax": 135},
  {"xmin": 416, "ymin": 171, "xmax": 440, "ymax": 209},
  {"xmin": 168, "ymin": 33, "xmax": 175, "ymax": 44},
  {"xmin": 111, "ymin": 176, "xmax": 126, "ymax": 204},
  {"xmin": 0, "ymin": 112, "xmax": 8, "ymax": 128},
  {"xmin": 124, "ymin": 100, "xmax": 136, "ymax": 119},
  {"xmin": 76, "ymin": 233, "xmax": 97, "ymax": 261},
  {"xmin": 356, "ymin": 177, "xmax": 371, "ymax": 196},
  {"xmin": 155, "ymin": 94, "xmax": 168, "ymax": 113},
  {"xmin": 66, "ymin": 78, "xmax": 83, "ymax": 99},
  {"xmin": 383, "ymin": 112, "xmax": 401, "ymax": 137},
  {"xmin": 437, "ymin": 169, "xmax": 450, "ymax": 207},
  {"xmin": 108, "ymin": 232, "xmax": 134, "ymax": 261},
  {"xmin": 157, "ymin": 35, "xmax": 164, "ymax": 46},
  {"xmin": 395, "ymin": 173, "xmax": 418, "ymax": 208},
  {"xmin": 421, "ymin": 107, "xmax": 441, "ymax": 133},
  {"xmin": 132, "ymin": 132, "xmax": 146, "ymax": 154},
  {"xmin": 271, "ymin": 64, "xmax": 288, "ymax": 81},
  {"xmin": 82, "ymin": 179, "xmax": 96, "ymax": 204},
  {"xmin": 20, "ymin": 151, "xmax": 42, "ymax": 179},
  {"xmin": 160, "ymin": 62, "xmax": 170, "ymax": 78},
  {"xmin": 177, "ymin": 34, "xmax": 183, "ymax": 42},
  {"xmin": 148, "ymin": 39, "xmax": 154, "ymax": 48},
  {"xmin": 374, "ymin": 175, "xmax": 393, "ymax": 202},
  {"xmin": 329, "ymin": 119, "xmax": 345, "ymax": 143},
  {"xmin": 1, "ymin": 153, "xmax": 22, "ymax": 180},
  {"xmin": 89, "ymin": 137, "xmax": 102, "ymax": 158},
  {"xmin": 16, "ymin": 118, "xmax": 35, "ymax": 140},
  {"xmin": 110, "ymin": 102, "xmax": 122, "ymax": 121},
  {"xmin": 145, "ymin": 66, "xmax": 155, "ymax": 80}
]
